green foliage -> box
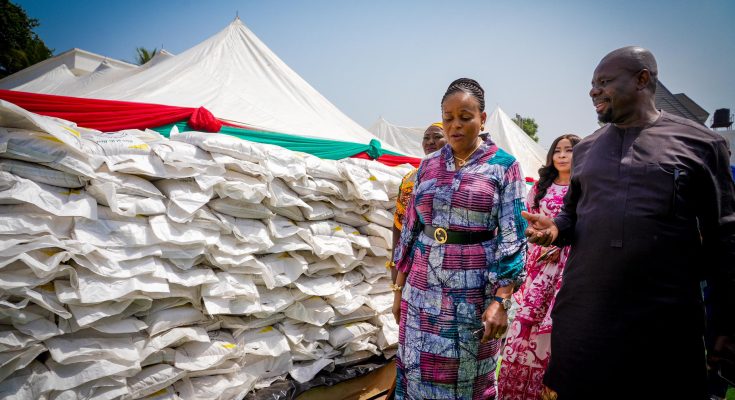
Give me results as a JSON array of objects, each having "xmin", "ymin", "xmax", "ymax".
[
  {"xmin": 135, "ymin": 47, "xmax": 157, "ymax": 65},
  {"xmin": 0, "ymin": 0, "xmax": 53, "ymax": 78},
  {"xmin": 512, "ymin": 114, "xmax": 540, "ymax": 143}
]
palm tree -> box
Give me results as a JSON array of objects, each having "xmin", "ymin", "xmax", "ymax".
[{"xmin": 134, "ymin": 47, "xmax": 157, "ymax": 65}]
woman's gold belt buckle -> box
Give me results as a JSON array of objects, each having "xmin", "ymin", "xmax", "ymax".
[{"xmin": 433, "ymin": 227, "xmax": 448, "ymax": 244}]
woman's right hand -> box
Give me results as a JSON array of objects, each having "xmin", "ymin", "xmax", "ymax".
[{"xmin": 392, "ymin": 291, "xmax": 402, "ymax": 324}]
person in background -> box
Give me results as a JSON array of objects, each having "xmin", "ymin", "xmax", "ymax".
[
  {"xmin": 720, "ymin": 134, "xmax": 735, "ymax": 182},
  {"xmin": 391, "ymin": 78, "xmax": 527, "ymax": 399},
  {"xmin": 497, "ymin": 134, "xmax": 580, "ymax": 400},
  {"xmin": 389, "ymin": 122, "xmax": 447, "ymax": 313},
  {"xmin": 523, "ymin": 46, "xmax": 735, "ymax": 399}
]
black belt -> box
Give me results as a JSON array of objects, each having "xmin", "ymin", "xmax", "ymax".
[{"xmin": 423, "ymin": 225, "xmax": 496, "ymax": 244}]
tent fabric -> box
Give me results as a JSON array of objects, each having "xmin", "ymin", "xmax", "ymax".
[
  {"xmin": 367, "ymin": 117, "xmax": 425, "ymax": 158},
  {"xmin": 10, "ymin": 50, "xmax": 175, "ymax": 96},
  {"xmin": 484, "ymin": 107, "xmax": 546, "ymax": 180},
  {"xmin": 13, "ymin": 64, "xmax": 77, "ymax": 94},
  {"xmin": 154, "ymin": 122, "xmax": 420, "ymax": 166},
  {"xmin": 0, "ymin": 89, "xmax": 222, "ymax": 133},
  {"xmin": 8, "ymin": 18, "xmax": 396, "ymax": 152}
]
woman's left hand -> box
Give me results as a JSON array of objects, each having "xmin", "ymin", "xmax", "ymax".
[{"xmin": 480, "ymin": 302, "xmax": 508, "ymax": 343}]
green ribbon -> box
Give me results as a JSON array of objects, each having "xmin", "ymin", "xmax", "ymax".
[{"xmin": 152, "ymin": 121, "xmax": 402, "ymax": 160}]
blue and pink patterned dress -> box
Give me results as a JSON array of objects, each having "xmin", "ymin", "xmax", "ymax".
[{"xmin": 392, "ymin": 136, "xmax": 527, "ymax": 400}]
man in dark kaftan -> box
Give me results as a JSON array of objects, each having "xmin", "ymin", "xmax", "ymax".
[{"xmin": 523, "ymin": 46, "xmax": 735, "ymax": 399}]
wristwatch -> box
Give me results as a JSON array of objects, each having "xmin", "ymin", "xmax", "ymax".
[{"xmin": 493, "ymin": 296, "xmax": 512, "ymax": 311}]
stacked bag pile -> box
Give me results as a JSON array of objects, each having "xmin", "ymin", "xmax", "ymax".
[{"xmin": 0, "ymin": 100, "xmax": 405, "ymax": 400}]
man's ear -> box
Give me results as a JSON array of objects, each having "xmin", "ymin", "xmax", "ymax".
[{"xmin": 637, "ymin": 69, "xmax": 651, "ymax": 91}]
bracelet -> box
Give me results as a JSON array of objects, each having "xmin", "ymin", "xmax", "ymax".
[
  {"xmin": 385, "ymin": 261, "xmax": 395, "ymax": 269},
  {"xmin": 390, "ymin": 283, "xmax": 403, "ymax": 292}
]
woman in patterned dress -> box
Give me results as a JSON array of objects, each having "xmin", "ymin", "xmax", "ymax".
[
  {"xmin": 391, "ymin": 78, "xmax": 528, "ymax": 400},
  {"xmin": 497, "ymin": 134, "xmax": 580, "ymax": 400},
  {"xmin": 390, "ymin": 122, "xmax": 446, "ymax": 319}
]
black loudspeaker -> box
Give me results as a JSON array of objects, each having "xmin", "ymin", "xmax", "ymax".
[{"xmin": 711, "ymin": 108, "xmax": 732, "ymax": 128}]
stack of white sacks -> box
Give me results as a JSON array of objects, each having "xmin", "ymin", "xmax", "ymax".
[{"xmin": 0, "ymin": 100, "xmax": 405, "ymax": 400}]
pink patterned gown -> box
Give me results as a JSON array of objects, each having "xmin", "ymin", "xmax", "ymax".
[{"xmin": 498, "ymin": 183, "xmax": 570, "ymax": 400}]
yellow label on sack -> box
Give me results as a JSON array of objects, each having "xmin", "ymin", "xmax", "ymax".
[
  {"xmin": 351, "ymin": 231, "xmax": 360, "ymax": 235},
  {"xmin": 259, "ymin": 326, "xmax": 274, "ymax": 333},
  {"xmin": 128, "ymin": 144, "xmax": 150, "ymax": 150},
  {"xmin": 36, "ymin": 282, "xmax": 55, "ymax": 292},
  {"xmin": 277, "ymin": 253, "xmax": 291, "ymax": 259},
  {"xmin": 61, "ymin": 125, "xmax": 80, "ymax": 137},
  {"xmin": 59, "ymin": 189, "xmax": 81, "ymax": 196},
  {"xmin": 146, "ymin": 388, "xmax": 169, "ymax": 397},
  {"xmin": 222, "ymin": 343, "xmax": 237, "ymax": 349},
  {"xmin": 333, "ymin": 226, "xmax": 343, "ymax": 232},
  {"xmin": 39, "ymin": 135, "xmax": 63, "ymax": 143},
  {"xmin": 40, "ymin": 249, "xmax": 61, "ymax": 256},
  {"xmin": 368, "ymin": 175, "xmax": 377, "ymax": 181}
]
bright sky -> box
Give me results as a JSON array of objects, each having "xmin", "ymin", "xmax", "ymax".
[{"xmin": 17, "ymin": 0, "xmax": 735, "ymax": 148}]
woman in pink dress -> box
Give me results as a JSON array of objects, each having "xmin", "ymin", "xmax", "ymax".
[{"xmin": 498, "ymin": 134, "xmax": 581, "ymax": 400}]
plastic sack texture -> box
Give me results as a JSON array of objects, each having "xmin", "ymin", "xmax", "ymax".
[{"xmin": 0, "ymin": 100, "xmax": 405, "ymax": 400}]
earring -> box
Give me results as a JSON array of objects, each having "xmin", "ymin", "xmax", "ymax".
[{"xmin": 481, "ymin": 125, "xmax": 485, "ymax": 131}]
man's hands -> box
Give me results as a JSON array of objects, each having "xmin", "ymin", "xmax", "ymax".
[{"xmin": 522, "ymin": 211, "xmax": 559, "ymax": 247}]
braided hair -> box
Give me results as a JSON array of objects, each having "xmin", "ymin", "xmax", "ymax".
[
  {"xmin": 533, "ymin": 134, "xmax": 581, "ymax": 209},
  {"xmin": 441, "ymin": 78, "xmax": 485, "ymax": 112}
]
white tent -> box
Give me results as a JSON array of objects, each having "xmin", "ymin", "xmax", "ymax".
[
  {"xmin": 21, "ymin": 50, "xmax": 176, "ymax": 97},
  {"xmin": 13, "ymin": 64, "xmax": 77, "ymax": 93},
  {"xmin": 368, "ymin": 117, "xmax": 426, "ymax": 158},
  {"xmin": 368, "ymin": 108, "xmax": 547, "ymax": 179},
  {"xmin": 7, "ymin": 19, "xmax": 394, "ymax": 151},
  {"xmin": 486, "ymin": 107, "xmax": 547, "ymax": 180}
]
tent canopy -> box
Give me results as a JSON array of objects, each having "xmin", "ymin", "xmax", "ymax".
[
  {"xmin": 7, "ymin": 18, "xmax": 393, "ymax": 151},
  {"xmin": 368, "ymin": 117, "xmax": 426, "ymax": 158},
  {"xmin": 485, "ymin": 107, "xmax": 547, "ymax": 180}
]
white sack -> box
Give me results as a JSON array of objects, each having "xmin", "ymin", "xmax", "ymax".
[
  {"xmin": 236, "ymin": 325, "xmax": 290, "ymax": 357},
  {"xmin": 0, "ymin": 171, "xmax": 96, "ymax": 218},
  {"xmin": 283, "ymin": 296, "xmax": 335, "ymax": 326},
  {"xmin": 0, "ymin": 127, "xmax": 97, "ymax": 177},
  {"xmin": 214, "ymin": 170, "xmax": 267, "ymax": 203},
  {"xmin": 174, "ymin": 330, "xmax": 240, "ymax": 372},
  {"xmin": 289, "ymin": 358, "xmax": 334, "ymax": 383},
  {"xmin": 122, "ymin": 364, "xmax": 186, "ymax": 400},
  {"xmin": 139, "ymin": 326, "xmax": 210, "ymax": 360},
  {"xmin": 209, "ymin": 197, "xmax": 274, "ymax": 219},
  {"xmin": 154, "ymin": 179, "xmax": 213, "ymax": 222},
  {"xmin": 0, "ymin": 204, "xmax": 73, "ymax": 237},
  {"xmin": 328, "ymin": 322, "xmax": 379, "ymax": 348},
  {"xmin": 73, "ymin": 207, "xmax": 161, "ymax": 247},
  {"xmin": 0, "ymin": 158, "xmax": 85, "ymax": 188},
  {"xmin": 45, "ymin": 333, "xmax": 140, "ymax": 365},
  {"xmin": 145, "ymin": 306, "xmax": 207, "ymax": 336}
]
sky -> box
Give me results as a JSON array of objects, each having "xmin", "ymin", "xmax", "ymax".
[{"xmin": 16, "ymin": 0, "xmax": 735, "ymax": 148}]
